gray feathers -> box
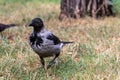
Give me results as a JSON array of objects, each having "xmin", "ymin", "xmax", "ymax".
[
  {"xmin": 28, "ymin": 18, "xmax": 73, "ymax": 68},
  {"xmin": 29, "ymin": 28, "xmax": 62, "ymax": 57}
]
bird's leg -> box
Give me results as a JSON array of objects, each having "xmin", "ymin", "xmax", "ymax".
[
  {"xmin": 0, "ymin": 32, "xmax": 3, "ymax": 37},
  {"xmin": 39, "ymin": 56, "xmax": 45, "ymax": 69},
  {"xmin": 47, "ymin": 53, "xmax": 59, "ymax": 69}
]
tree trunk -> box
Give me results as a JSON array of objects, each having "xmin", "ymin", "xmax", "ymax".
[{"xmin": 59, "ymin": 0, "xmax": 114, "ymax": 20}]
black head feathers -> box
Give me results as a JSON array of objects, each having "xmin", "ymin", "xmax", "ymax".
[{"xmin": 29, "ymin": 18, "xmax": 44, "ymax": 32}]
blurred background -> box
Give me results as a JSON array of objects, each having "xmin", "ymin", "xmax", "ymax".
[{"xmin": 0, "ymin": 0, "xmax": 120, "ymax": 80}]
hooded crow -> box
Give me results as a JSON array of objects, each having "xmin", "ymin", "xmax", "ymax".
[
  {"xmin": 28, "ymin": 18, "xmax": 73, "ymax": 69},
  {"xmin": 0, "ymin": 23, "xmax": 17, "ymax": 32}
]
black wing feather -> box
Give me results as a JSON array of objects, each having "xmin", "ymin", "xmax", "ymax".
[
  {"xmin": 30, "ymin": 33, "xmax": 43, "ymax": 46},
  {"xmin": 47, "ymin": 34, "xmax": 60, "ymax": 45},
  {"xmin": 29, "ymin": 35, "xmax": 36, "ymax": 45}
]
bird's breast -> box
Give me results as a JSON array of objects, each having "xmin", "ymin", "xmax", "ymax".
[{"xmin": 30, "ymin": 43, "xmax": 61, "ymax": 57}]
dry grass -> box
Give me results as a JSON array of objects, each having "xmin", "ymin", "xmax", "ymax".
[{"xmin": 0, "ymin": 0, "xmax": 120, "ymax": 80}]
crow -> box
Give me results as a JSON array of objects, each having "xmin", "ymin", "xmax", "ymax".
[
  {"xmin": 0, "ymin": 23, "xmax": 17, "ymax": 32},
  {"xmin": 28, "ymin": 18, "xmax": 73, "ymax": 69}
]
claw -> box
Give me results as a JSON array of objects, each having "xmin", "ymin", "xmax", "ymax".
[{"xmin": 47, "ymin": 61, "xmax": 55, "ymax": 69}]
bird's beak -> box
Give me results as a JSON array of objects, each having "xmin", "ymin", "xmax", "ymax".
[{"xmin": 29, "ymin": 22, "xmax": 33, "ymax": 27}]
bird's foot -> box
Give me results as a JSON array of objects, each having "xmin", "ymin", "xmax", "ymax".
[{"xmin": 47, "ymin": 61, "xmax": 55, "ymax": 69}]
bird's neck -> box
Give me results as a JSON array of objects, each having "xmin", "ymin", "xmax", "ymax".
[
  {"xmin": 33, "ymin": 27, "xmax": 40, "ymax": 33},
  {"xmin": 33, "ymin": 27, "xmax": 45, "ymax": 37},
  {"xmin": 33, "ymin": 26, "xmax": 44, "ymax": 33}
]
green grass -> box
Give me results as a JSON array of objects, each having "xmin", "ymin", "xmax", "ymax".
[
  {"xmin": 0, "ymin": 0, "xmax": 60, "ymax": 4},
  {"xmin": 0, "ymin": 0, "xmax": 120, "ymax": 80},
  {"xmin": 113, "ymin": 0, "xmax": 120, "ymax": 14}
]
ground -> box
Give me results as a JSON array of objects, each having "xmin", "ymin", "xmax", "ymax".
[{"xmin": 0, "ymin": 0, "xmax": 120, "ymax": 80}]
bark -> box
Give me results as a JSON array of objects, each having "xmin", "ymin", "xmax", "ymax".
[{"xmin": 59, "ymin": 0, "xmax": 114, "ymax": 20}]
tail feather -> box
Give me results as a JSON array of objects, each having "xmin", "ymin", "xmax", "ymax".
[
  {"xmin": 61, "ymin": 41, "xmax": 74, "ymax": 44},
  {"xmin": 7, "ymin": 24, "xmax": 17, "ymax": 28},
  {"xmin": 59, "ymin": 41, "xmax": 73, "ymax": 48}
]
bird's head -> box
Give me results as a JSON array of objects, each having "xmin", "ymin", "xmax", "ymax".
[{"xmin": 29, "ymin": 18, "xmax": 44, "ymax": 32}]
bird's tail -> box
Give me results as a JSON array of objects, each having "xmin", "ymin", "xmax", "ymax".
[
  {"xmin": 7, "ymin": 24, "xmax": 17, "ymax": 28},
  {"xmin": 59, "ymin": 41, "xmax": 73, "ymax": 48},
  {"xmin": 61, "ymin": 41, "xmax": 74, "ymax": 44}
]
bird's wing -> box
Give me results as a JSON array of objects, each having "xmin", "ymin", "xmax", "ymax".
[
  {"xmin": 47, "ymin": 34, "xmax": 61, "ymax": 45},
  {"xmin": 29, "ymin": 33, "xmax": 36, "ymax": 45},
  {"xmin": 29, "ymin": 32, "xmax": 43, "ymax": 46}
]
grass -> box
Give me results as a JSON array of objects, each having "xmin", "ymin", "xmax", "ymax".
[{"xmin": 0, "ymin": 0, "xmax": 120, "ymax": 80}]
